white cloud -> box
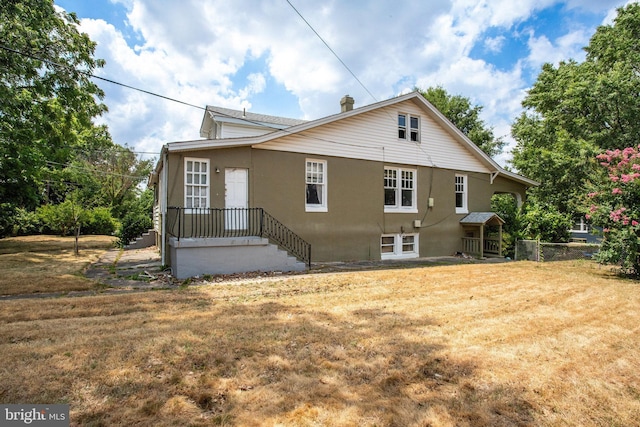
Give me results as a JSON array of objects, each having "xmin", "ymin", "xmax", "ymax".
[
  {"xmin": 484, "ymin": 35, "xmax": 506, "ymax": 53},
  {"xmin": 61, "ymin": 0, "xmax": 629, "ymax": 165}
]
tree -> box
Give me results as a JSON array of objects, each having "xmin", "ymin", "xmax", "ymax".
[
  {"xmin": 417, "ymin": 86, "xmax": 505, "ymax": 158},
  {"xmin": 0, "ymin": 0, "xmax": 108, "ymax": 211},
  {"xmin": 66, "ymin": 144, "xmax": 154, "ymax": 218},
  {"xmin": 510, "ymin": 3, "xmax": 640, "ymax": 240},
  {"xmin": 587, "ymin": 146, "xmax": 640, "ymax": 276}
]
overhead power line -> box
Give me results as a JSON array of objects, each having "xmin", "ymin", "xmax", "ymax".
[
  {"xmin": 1, "ymin": 42, "xmax": 422, "ymax": 162},
  {"xmin": 0, "ymin": 43, "xmax": 206, "ymax": 112},
  {"xmin": 285, "ymin": 0, "xmax": 378, "ymax": 104}
]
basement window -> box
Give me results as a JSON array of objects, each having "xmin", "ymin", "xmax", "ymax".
[{"xmin": 381, "ymin": 234, "xmax": 419, "ymax": 259}]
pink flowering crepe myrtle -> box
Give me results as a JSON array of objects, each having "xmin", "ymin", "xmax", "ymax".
[{"xmin": 590, "ymin": 145, "xmax": 640, "ymax": 231}]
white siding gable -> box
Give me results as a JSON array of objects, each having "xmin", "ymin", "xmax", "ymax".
[
  {"xmin": 255, "ymin": 99, "xmax": 490, "ymax": 173},
  {"xmin": 221, "ymin": 123, "xmax": 276, "ymax": 139}
]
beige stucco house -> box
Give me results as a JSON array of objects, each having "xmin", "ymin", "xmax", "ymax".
[{"xmin": 149, "ymin": 91, "xmax": 537, "ymax": 278}]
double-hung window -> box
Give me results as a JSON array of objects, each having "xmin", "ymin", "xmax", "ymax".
[
  {"xmin": 455, "ymin": 174, "xmax": 468, "ymax": 214},
  {"xmin": 381, "ymin": 234, "xmax": 419, "ymax": 259},
  {"xmin": 306, "ymin": 159, "xmax": 327, "ymax": 212},
  {"xmin": 398, "ymin": 114, "xmax": 420, "ymax": 142},
  {"xmin": 384, "ymin": 167, "xmax": 417, "ymax": 212},
  {"xmin": 185, "ymin": 158, "xmax": 209, "ymax": 210}
]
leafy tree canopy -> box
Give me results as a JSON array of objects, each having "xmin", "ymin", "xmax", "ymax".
[
  {"xmin": 417, "ymin": 86, "xmax": 505, "ymax": 158},
  {"xmin": 511, "ymin": 3, "xmax": 640, "ymax": 223},
  {"xmin": 0, "ymin": 0, "xmax": 108, "ymax": 209}
]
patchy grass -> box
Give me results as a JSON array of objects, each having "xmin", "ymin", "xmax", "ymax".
[
  {"xmin": 0, "ymin": 235, "xmax": 116, "ymax": 295},
  {"xmin": 0, "ymin": 255, "xmax": 639, "ymax": 426}
]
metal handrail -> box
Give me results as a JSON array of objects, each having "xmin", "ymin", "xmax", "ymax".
[{"xmin": 166, "ymin": 207, "xmax": 311, "ymax": 266}]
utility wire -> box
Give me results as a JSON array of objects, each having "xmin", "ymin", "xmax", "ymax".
[
  {"xmin": 45, "ymin": 160, "xmax": 149, "ymax": 180},
  {"xmin": 0, "ymin": 43, "xmax": 207, "ymax": 112},
  {"xmin": 0, "ymin": 43, "xmax": 432, "ymax": 166},
  {"xmin": 284, "ymin": 0, "xmax": 378, "ymax": 104}
]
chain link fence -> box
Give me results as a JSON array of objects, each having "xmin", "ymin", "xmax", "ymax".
[{"xmin": 515, "ymin": 240, "xmax": 600, "ymax": 262}]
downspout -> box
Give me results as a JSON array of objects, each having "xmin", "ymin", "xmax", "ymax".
[{"xmin": 161, "ymin": 148, "xmax": 168, "ymax": 266}]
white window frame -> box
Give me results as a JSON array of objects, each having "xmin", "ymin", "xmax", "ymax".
[
  {"xmin": 305, "ymin": 159, "xmax": 327, "ymax": 212},
  {"xmin": 398, "ymin": 113, "xmax": 420, "ymax": 142},
  {"xmin": 384, "ymin": 167, "xmax": 417, "ymax": 213},
  {"xmin": 571, "ymin": 217, "xmax": 590, "ymax": 233},
  {"xmin": 455, "ymin": 174, "xmax": 468, "ymax": 214},
  {"xmin": 184, "ymin": 157, "xmax": 210, "ymax": 212},
  {"xmin": 381, "ymin": 233, "xmax": 419, "ymax": 260}
]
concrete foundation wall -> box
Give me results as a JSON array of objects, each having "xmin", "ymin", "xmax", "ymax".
[{"xmin": 168, "ymin": 237, "xmax": 307, "ymax": 279}]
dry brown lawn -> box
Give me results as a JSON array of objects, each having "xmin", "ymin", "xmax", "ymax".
[
  {"xmin": 0, "ymin": 235, "xmax": 116, "ymax": 295},
  {"xmin": 0, "ymin": 240, "xmax": 639, "ymax": 426}
]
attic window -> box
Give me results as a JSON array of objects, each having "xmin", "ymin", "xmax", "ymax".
[{"xmin": 398, "ymin": 114, "xmax": 420, "ymax": 142}]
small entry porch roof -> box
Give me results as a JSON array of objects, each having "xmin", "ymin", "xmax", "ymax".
[{"xmin": 460, "ymin": 212, "xmax": 505, "ymax": 258}]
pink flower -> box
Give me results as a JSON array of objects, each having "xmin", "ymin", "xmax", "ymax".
[
  {"xmin": 604, "ymin": 228, "xmax": 610, "ymax": 233},
  {"xmin": 610, "ymin": 175, "xmax": 620, "ymax": 182},
  {"xmin": 633, "ymin": 220, "xmax": 639, "ymax": 227},
  {"xmin": 612, "ymin": 188, "xmax": 623, "ymax": 195},
  {"xmin": 588, "ymin": 192, "xmax": 598, "ymax": 198},
  {"xmin": 585, "ymin": 214, "xmax": 592, "ymax": 220}
]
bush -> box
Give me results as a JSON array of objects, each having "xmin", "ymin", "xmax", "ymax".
[
  {"xmin": 84, "ymin": 207, "xmax": 119, "ymax": 235},
  {"xmin": 587, "ymin": 146, "xmax": 640, "ymax": 276},
  {"xmin": 37, "ymin": 202, "xmax": 75, "ymax": 236},
  {"xmin": 0, "ymin": 203, "xmax": 18, "ymax": 237},
  {"xmin": 13, "ymin": 208, "xmax": 41, "ymax": 236},
  {"xmin": 522, "ymin": 203, "xmax": 572, "ymax": 242}
]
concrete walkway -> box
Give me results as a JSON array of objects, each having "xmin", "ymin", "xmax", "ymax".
[
  {"xmin": 84, "ymin": 246, "xmax": 171, "ymax": 289},
  {"xmin": 86, "ymin": 246, "xmax": 509, "ymax": 288}
]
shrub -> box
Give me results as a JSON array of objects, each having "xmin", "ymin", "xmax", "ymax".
[
  {"xmin": 522, "ymin": 203, "xmax": 572, "ymax": 243},
  {"xmin": 0, "ymin": 203, "xmax": 18, "ymax": 237},
  {"xmin": 12, "ymin": 208, "xmax": 41, "ymax": 236},
  {"xmin": 587, "ymin": 146, "xmax": 640, "ymax": 276},
  {"xmin": 84, "ymin": 207, "xmax": 119, "ymax": 235},
  {"xmin": 37, "ymin": 200, "xmax": 87, "ymax": 236}
]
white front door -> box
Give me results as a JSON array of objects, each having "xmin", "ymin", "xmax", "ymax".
[{"xmin": 225, "ymin": 168, "xmax": 248, "ymax": 230}]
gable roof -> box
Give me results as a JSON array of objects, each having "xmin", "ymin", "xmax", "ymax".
[
  {"xmin": 167, "ymin": 91, "xmax": 538, "ymax": 187},
  {"xmin": 200, "ymin": 106, "xmax": 307, "ymax": 137},
  {"xmin": 460, "ymin": 212, "xmax": 505, "ymax": 225}
]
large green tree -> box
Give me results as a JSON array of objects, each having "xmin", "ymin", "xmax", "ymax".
[
  {"xmin": 0, "ymin": 0, "xmax": 108, "ymax": 210},
  {"xmin": 511, "ymin": 3, "xmax": 640, "ymax": 230},
  {"xmin": 417, "ymin": 86, "xmax": 505, "ymax": 158}
]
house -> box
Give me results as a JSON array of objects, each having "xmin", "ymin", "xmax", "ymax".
[
  {"xmin": 149, "ymin": 91, "xmax": 537, "ymax": 278},
  {"xmin": 569, "ymin": 216, "xmax": 602, "ymax": 243}
]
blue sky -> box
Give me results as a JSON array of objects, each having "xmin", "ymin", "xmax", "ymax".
[{"xmin": 54, "ymin": 0, "xmax": 631, "ymax": 165}]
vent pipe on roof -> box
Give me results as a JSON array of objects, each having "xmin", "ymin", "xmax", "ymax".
[{"xmin": 340, "ymin": 95, "xmax": 354, "ymax": 112}]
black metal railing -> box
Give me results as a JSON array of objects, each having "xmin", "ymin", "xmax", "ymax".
[{"xmin": 166, "ymin": 207, "xmax": 311, "ymax": 267}]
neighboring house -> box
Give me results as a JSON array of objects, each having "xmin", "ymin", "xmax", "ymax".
[
  {"xmin": 149, "ymin": 91, "xmax": 538, "ymax": 278},
  {"xmin": 569, "ymin": 216, "xmax": 602, "ymax": 243}
]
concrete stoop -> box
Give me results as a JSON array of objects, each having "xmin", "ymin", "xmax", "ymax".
[{"xmin": 168, "ymin": 236, "xmax": 307, "ymax": 279}]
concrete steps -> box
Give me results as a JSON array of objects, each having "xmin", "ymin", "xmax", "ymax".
[
  {"xmin": 125, "ymin": 229, "xmax": 157, "ymax": 250},
  {"xmin": 168, "ymin": 236, "xmax": 307, "ymax": 279}
]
